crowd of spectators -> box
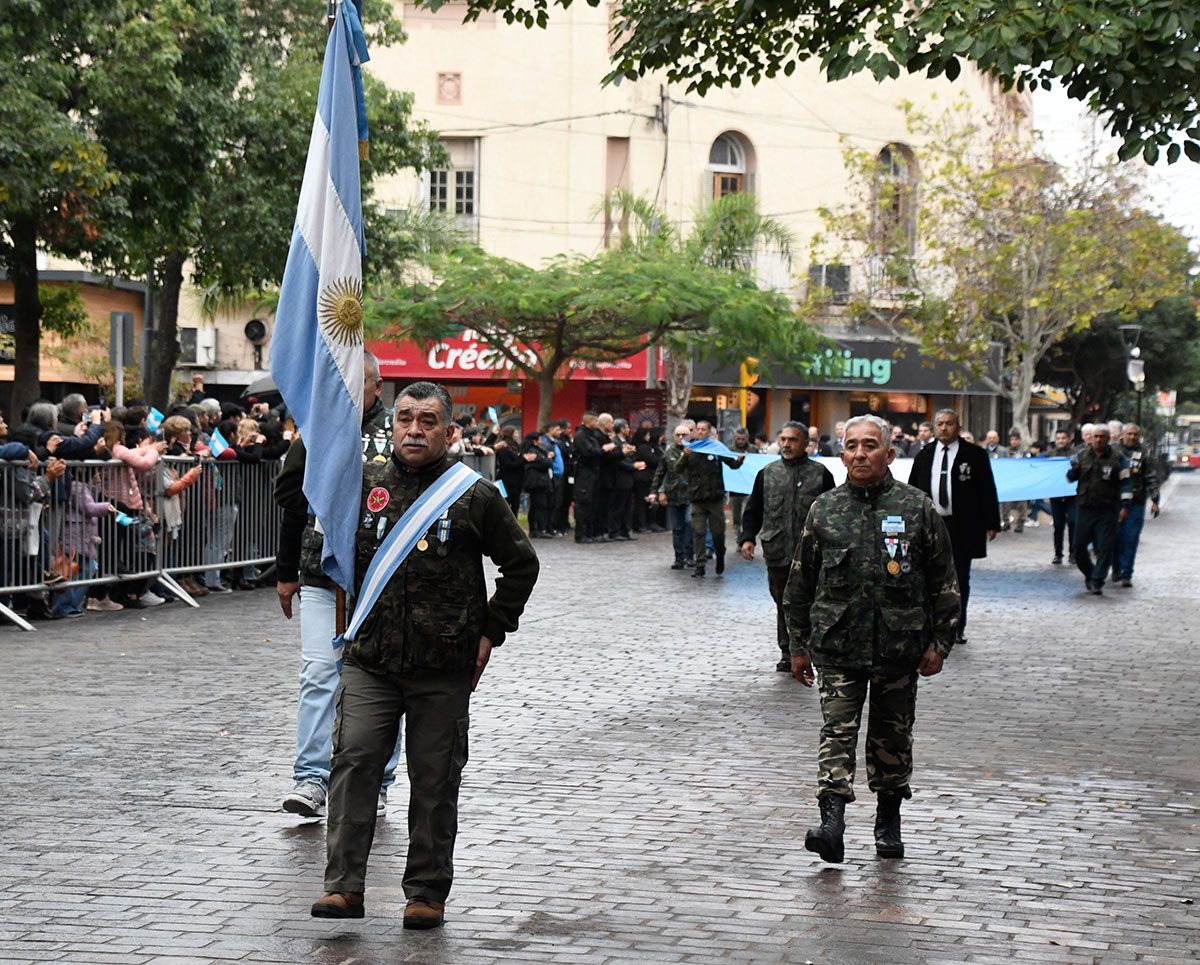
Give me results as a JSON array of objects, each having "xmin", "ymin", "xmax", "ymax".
[{"xmin": 1, "ymin": 391, "xmax": 289, "ymax": 622}]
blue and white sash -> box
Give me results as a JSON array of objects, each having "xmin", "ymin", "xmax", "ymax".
[{"xmin": 333, "ymin": 461, "xmax": 481, "ymax": 664}]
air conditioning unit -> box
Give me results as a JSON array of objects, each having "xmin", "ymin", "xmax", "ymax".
[{"xmin": 178, "ymin": 326, "xmax": 217, "ymax": 367}]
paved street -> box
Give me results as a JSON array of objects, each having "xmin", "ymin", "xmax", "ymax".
[{"xmin": 2, "ymin": 475, "xmax": 1198, "ymax": 965}]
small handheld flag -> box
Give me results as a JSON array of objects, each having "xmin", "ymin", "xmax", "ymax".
[
  {"xmin": 209, "ymin": 428, "xmax": 230, "ymax": 457},
  {"xmin": 146, "ymin": 407, "xmax": 165, "ymax": 433}
]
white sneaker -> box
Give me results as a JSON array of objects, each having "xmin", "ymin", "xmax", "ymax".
[
  {"xmin": 377, "ymin": 791, "xmax": 388, "ymax": 818},
  {"xmin": 140, "ymin": 591, "xmax": 166, "ymax": 606},
  {"xmin": 87, "ymin": 598, "xmax": 123, "ymax": 612},
  {"xmin": 283, "ymin": 780, "xmax": 327, "ymax": 817}
]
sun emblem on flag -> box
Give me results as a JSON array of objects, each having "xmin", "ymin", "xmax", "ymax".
[{"xmin": 318, "ymin": 276, "xmax": 364, "ymax": 346}]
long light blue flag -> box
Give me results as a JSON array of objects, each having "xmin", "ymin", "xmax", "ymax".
[
  {"xmin": 722, "ymin": 453, "xmax": 1076, "ymax": 501},
  {"xmin": 270, "ymin": 1, "xmax": 371, "ymax": 592}
]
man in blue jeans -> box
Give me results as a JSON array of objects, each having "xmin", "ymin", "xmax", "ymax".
[
  {"xmin": 1113, "ymin": 423, "xmax": 1160, "ymax": 587},
  {"xmin": 652, "ymin": 422, "xmax": 694, "ymax": 569},
  {"xmin": 274, "ymin": 353, "xmax": 401, "ymax": 818}
]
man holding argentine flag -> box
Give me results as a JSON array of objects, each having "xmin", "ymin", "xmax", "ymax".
[{"xmin": 265, "ymin": 0, "xmax": 536, "ymax": 929}]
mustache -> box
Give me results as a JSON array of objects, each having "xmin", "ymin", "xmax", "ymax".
[{"xmin": 401, "ymin": 436, "xmax": 429, "ymax": 447}]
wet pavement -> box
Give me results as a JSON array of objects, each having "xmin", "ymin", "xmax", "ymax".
[{"xmin": 1, "ymin": 475, "xmax": 1198, "ymax": 964}]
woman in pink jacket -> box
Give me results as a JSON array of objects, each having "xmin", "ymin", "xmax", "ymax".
[{"xmin": 100, "ymin": 423, "xmax": 164, "ymax": 609}]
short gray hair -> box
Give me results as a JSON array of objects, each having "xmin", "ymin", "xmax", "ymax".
[
  {"xmin": 612, "ymin": 418, "xmax": 628, "ymax": 433},
  {"xmin": 1081, "ymin": 423, "xmax": 1095, "ymax": 434},
  {"xmin": 780, "ymin": 420, "xmax": 807, "ymax": 435},
  {"xmin": 1123, "ymin": 422, "xmax": 1140, "ymax": 433},
  {"xmin": 61, "ymin": 393, "xmax": 87, "ymax": 423},
  {"xmin": 395, "ymin": 380, "xmax": 452, "ymax": 421},
  {"xmin": 843, "ymin": 414, "xmax": 891, "ymax": 444},
  {"xmin": 934, "ymin": 408, "xmax": 959, "ymax": 424},
  {"xmin": 363, "ymin": 350, "xmax": 381, "ymax": 383},
  {"xmin": 28, "ymin": 402, "xmax": 57, "ymax": 430}
]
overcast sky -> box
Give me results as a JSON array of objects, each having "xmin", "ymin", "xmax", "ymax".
[{"xmin": 1033, "ymin": 86, "xmax": 1200, "ymax": 249}]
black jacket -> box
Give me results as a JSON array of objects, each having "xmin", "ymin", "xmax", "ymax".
[
  {"xmin": 908, "ymin": 437, "xmax": 1001, "ymax": 559},
  {"xmin": 521, "ymin": 442, "xmax": 553, "ymax": 492}
]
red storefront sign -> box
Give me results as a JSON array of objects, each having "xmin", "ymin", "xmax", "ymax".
[{"xmin": 368, "ymin": 330, "xmax": 661, "ymax": 383}]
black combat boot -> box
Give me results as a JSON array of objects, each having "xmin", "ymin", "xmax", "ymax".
[
  {"xmin": 804, "ymin": 793, "xmax": 845, "ymax": 863},
  {"xmin": 874, "ymin": 791, "xmax": 905, "ymax": 859},
  {"xmin": 691, "ymin": 564, "xmax": 706, "ymax": 578}
]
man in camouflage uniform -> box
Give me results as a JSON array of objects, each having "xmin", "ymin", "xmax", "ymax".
[
  {"xmin": 1067, "ymin": 423, "xmax": 1130, "ymax": 595},
  {"xmin": 652, "ymin": 422, "xmax": 694, "ymax": 569},
  {"xmin": 674, "ymin": 419, "xmax": 744, "ymax": 577},
  {"xmin": 784, "ymin": 415, "xmax": 960, "ymax": 863},
  {"xmin": 311, "ymin": 381, "xmax": 539, "ymax": 928},
  {"xmin": 275, "ymin": 351, "xmax": 402, "ymax": 819},
  {"xmin": 1112, "ymin": 423, "xmax": 1160, "ymax": 587},
  {"xmin": 738, "ymin": 421, "xmax": 835, "ymax": 672}
]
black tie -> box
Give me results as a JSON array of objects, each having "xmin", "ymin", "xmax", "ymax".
[{"xmin": 938, "ymin": 445, "xmax": 950, "ymax": 510}]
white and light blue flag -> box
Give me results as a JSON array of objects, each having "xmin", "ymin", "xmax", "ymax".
[
  {"xmin": 209, "ymin": 427, "xmax": 231, "ymax": 458},
  {"xmin": 146, "ymin": 407, "xmax": 165, "ymax": 433},
  {"xmin": 270, "ymin": 0, "xmax": 371, "ymax": 593}
]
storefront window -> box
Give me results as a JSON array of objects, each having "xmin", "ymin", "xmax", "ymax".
[{"xmin": 848, "ymin": 391, "xmax": 929, "ymax": 432}]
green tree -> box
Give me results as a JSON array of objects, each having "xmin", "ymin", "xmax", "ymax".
[
  {"xmin": 0, "ymin": 1, "xmax": 125, "ymax": 417},
  {"xmin": 813, "ymin": 104, "xmax": 1193, "ymax": 441},
  {"xmin": 439, "ymin": 0, "xmax": 1200, "ymax": 164},
  {"xmin": 1037, "ymin": 296, "xmax": 1200, "ymax": 424},
  {"xmin": 93, "ymin": 1, "xmax": 443, "ymax": 408},
  {"xmin": 369, "ymin": 245, "xmax": 808, "ymax": 427},
  {"xmin": 606, "ymin": 189, "xmax": 808, "ymax": 421}
]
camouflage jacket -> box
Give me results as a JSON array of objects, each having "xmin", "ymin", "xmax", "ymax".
[
  {"xmin": 673, "ymin": 445, "xmax": 742, "ymax": 503},
  {"xmin": 1116, "ymin": 441, "xmax": 1160, "ymax": 504},
  {"xmin": 274, "ymin": 398, "xmax": 393, "ymax": 588},
  {"xmin": 739, "ymin": 455, "xmax": 836, "ymax": 568},
  {"xmin": 345, "ymin": 453, "xmax": 539, "ymax": 675},
  {"xmin": 651, "ymin": 442, "xmax": 690, "ymax": 506},
  {"xmin": 1066, "ymin": 445, "xmax": 1131, "ymax": 509},
  {"xmin": 783, "ymin": 472, "xmax": 960, "ymax": 668}
]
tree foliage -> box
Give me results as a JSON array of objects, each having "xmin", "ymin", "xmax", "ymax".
[
  {"xmin": 1037, "ymin": 296, "xmax": 1200, "ymax": 423},
  {"xmin": 436, "ymin": 0, "xmax": 1200, "ymax": 164},
  {"xmin": 813, "ymin": 103, "xmax": 1194, "ymax": 440},
  {"xmin": 0, "ymin": 0, "xmax": 126, "ymax": 417},
  {"xmin": 369, "ymin": 244, "xmax": 807, "ymax": 426}
]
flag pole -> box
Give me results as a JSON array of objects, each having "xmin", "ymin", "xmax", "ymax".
[{"xmin": 329, "ymin": 0, "xmax": 344, "ymax": 636}]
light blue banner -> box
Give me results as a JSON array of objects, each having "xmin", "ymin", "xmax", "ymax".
[{"xmin": 721, "ymin": 454, "xmax": 1076, "ymax": 501}]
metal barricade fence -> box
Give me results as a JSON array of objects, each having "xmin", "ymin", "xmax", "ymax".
[
  {"xmin": 0, "ymin": 457, "xmax": 281, "ymax": 631},
  {"xmin": 1, "ymin": 448, "xmax": 497, "ymax": 632}
]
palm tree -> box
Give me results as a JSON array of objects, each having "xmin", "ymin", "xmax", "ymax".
[{"xmin": 605, "ymin": 188, "xmax": 795, "ymax": 423}]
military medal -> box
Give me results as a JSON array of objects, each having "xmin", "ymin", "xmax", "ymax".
[
  {"xmin": 899, "ymin": 540, "xmax": 910, "ymax": 558},
  {"xmin": 437, "ymin": 516, "xmax": 451, "ymax": 543},
  {"xmin": 416, "ymin": 538, "xmax": 429, "ymax": 552},
  {"xmin": 887, "ymin": 560, "xmax": 901, "ymax": 576},
  {"xmin": 361, "ymin": 511, "xmax": 375, "ymax": 529},
  {"xmin": 374, "ymin": 430, "xmax": 387, "ymax": 454},
  {"xmin": 885, "ymin": 537, "xmax": 899, "ymax": 559},
  {"xmin": 900, "ymin": 561, "xmax": 912, "ymax": 573},
  {"xmin": 367, "ymin": 487, "xmax": 390, "ymax": 513},
  {"xmin": 376, "ymin": 517, "xmax": 388, "ymax": 540}
]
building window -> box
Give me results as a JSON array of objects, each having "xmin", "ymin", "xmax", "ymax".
[
  {"xmin": 428, "ymin": 137, "xmax": 478, "ymax": 220},
  {"xmin": 708, "ymin": 132, "xmax": 754, "ymax": 198},
  {"xmin": 874, "ymin": 142, "xmax": 917, "ymax": 255},
  {"xmin": 603, "ymin": 136, "xmax": 631, "ymax": 247},
  {"xmin": 807, "ymin": 264, "xmax": 851, "ymax": 304}
]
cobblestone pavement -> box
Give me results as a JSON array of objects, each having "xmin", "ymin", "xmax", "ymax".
[{"xmin": 2, "ymin": 476, "xmax": 1198, "ymax": 965}]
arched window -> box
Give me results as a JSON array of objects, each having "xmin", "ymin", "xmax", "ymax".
[
  {"xmin": 874, "ymin": 142, "xmax": 917, "ymax": 254},
  {"xmin": 708, "ymin": 132, "xmax": 754, "ymax": 197}
]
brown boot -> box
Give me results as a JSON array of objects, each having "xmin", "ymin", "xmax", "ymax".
[
  {"xmin": 181, "ymin": 577, "xmax": 208, "ymax": 597},
  {"xmin": 403, "ymin": 897, "xmax": 445, "ymax": 929},
  {"xmin": 311, "ymin": 891, "xmax": 364, "ymax": 919}
]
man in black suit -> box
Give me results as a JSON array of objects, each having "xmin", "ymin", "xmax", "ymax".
[{"xmin": 908, "ymin": 408, "xmax": 1001, "ymax": 645}]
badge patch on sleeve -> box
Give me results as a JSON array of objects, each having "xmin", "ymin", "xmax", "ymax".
[{"xmin": 367, "ymin": 487, "xmax": 390, "ymax": 513}]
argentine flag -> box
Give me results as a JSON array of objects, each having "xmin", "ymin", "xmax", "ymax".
[{"xmin": 270, "ymin": 1, "xmax": 371, "ymax": 593}]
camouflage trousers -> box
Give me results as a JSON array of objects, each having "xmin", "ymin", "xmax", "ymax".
[{"xmin": 814, "ymin": 664, "xmax": 919, "ymax": 802}]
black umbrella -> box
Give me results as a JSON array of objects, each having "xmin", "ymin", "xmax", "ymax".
[{"xmin": 241, "ymin": 374, "xmax": 280, "ymax": 400}]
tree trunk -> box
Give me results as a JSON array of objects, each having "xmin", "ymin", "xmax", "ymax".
[
  {"xmin": 535, "ymin": 369, "xmax": 554, "ymax": 429},
  {"xmin": 9, "ymin": 217, "xmax": 42, "ymax": 419},
  {"xmin": 1006, "ymin": 352, "xmax": 1037, "ymax": 443},
  {"xmin": 144, "ymin": 249, "xmax": 185, "ymax": 408},
  {"xmin": 665, "ymin": 345, "xmax": 692, "ymax": 427}
]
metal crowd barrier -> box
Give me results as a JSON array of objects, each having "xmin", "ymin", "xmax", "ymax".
[
  {"xmin": 1, "ymin": 448, "xmax": 499, "ymax": 631},
  {"xmin": 0, "ymin": 457, "xmax": 281, "ymax": 632}
]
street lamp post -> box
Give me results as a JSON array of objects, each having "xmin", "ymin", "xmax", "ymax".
[{"xmin": 1118, "ymin": 323, "xmax": 1145, "ymax": 425}]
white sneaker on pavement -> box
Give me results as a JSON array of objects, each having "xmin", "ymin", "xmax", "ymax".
[
  {"xmin": 377, "ymin": 791, "xmax": 388, "ymax": 818},
  {"xmin": 87, "ymin": 598, "xmax": 123, "ymax": 612},
  {"xmin": 140, "ymin": 591, "xmax": 166, "ymax": 606},
  {"xmin": 283, "ymin": 780, "xmax": 327, "ymax": 818}
]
